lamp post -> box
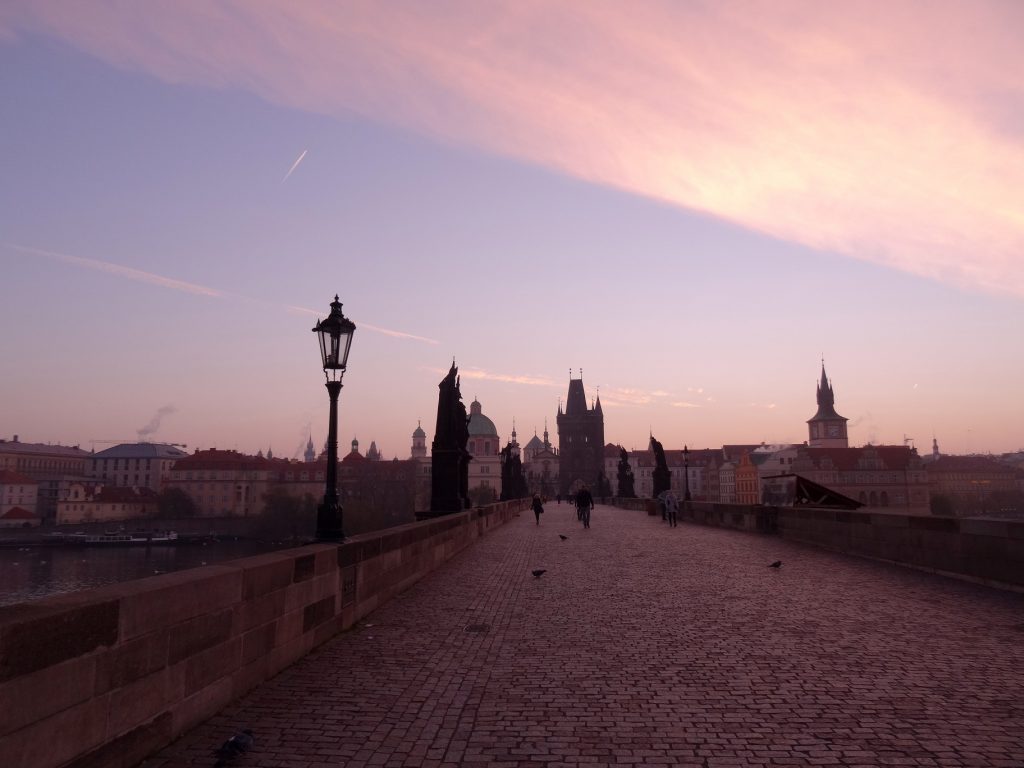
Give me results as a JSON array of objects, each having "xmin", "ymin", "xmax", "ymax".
[
  {"xmin": 312, "ymin": 295, "xmax": 356, "ymax": 541},
  {"xmin": 683, "ymin": 444, "xmax": 692, "ymax": 503}
]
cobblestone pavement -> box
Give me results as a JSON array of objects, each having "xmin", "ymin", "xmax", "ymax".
[{"xmin": 145, "ymin": 505, "xmax": 1024, "ymax": 768}]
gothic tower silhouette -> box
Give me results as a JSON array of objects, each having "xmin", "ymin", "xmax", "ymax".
[
  {"xmin": 556, "ymin": 371, "xmax": 605, "ymax": 495},
  {"xmin": 807, "ymin": 362, "xmax": 849, "ymax": 448}
]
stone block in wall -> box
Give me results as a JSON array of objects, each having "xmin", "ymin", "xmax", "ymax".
[
  {"xmin": 283, "ymin": 576, "xmax": 318, "ymax": 614},
  {"xmin": 908, "ymin": 515, "xmax": 960, "ymax": 533},
  {"xmin": 0, "ymin": 654, "xmax": 97, "ymax": 737},
  {"xmin": 119, "ymin": 567, "xmax": 241, "ymax": 641},
  {"xmin": 231, "ymin": 655, "xmax": 270, "ymax": 701},
  {"xmin": 0, "ymin": 692, "xmax": 110, "ymax": 768},
  {"xmin": 240, "ymin": 555, "xmax": 296, "ymax": 600},
  {"xmin": 169, "ymin": 677, "xmax": 234, "ymax": 739},
  {"xmin": 94, "ymin": 632, "xmax": 168, "ymax": 694},
  {"xmin": 302, "ymin": 596, "xmax": 335, "ymax": 633},
  {"xmin": 312, "ymin": 545, "xmax": 339, "ymax": 576},
  {"xmin": 168, "ymin": 609, "xmax": 234, "ymax": 665},
  {"xmin": 69, "ymin": 712, "xmax": 172, "ymax": 768},
  {"xmin": 241, "ymin": 621, "xmax": 278, "ymax": 666},
  {"xmin": 292, "ymin": 553, "xmax": 315, "ymax": 583},
  {"xmin": 106, "ymin": 667, "xmax": 181, "ymax": 737},
  {"xmin": 0, "ymin": 599, "xmax": 119, "ymax": 681},
  {"xmin": 959, "ymin": 519, "xmax": 1009, "ymax": 538},
  {"xmin": 275, "ymin": 608, "xmax": 304, "ymax": 647},
  {"xmin": 183, "ymin": 637, "xmax": 241, "ymax": 697},
  {"xmin": 237, "ymin": 588, "xmax": 286, "ymax": 633}
]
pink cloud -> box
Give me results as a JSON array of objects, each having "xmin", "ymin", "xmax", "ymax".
[{"xmin": 8, "ymin": 1, "xmax": 1024, "ymax": 296}]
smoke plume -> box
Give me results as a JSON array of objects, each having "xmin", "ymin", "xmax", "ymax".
[{"xmin": 137, "ymin": 405, "xmax": 177, "ymax": 440}]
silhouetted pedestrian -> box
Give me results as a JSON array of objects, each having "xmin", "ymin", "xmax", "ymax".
[
  {"xmin": 532, "ymin": 494, "xmax": 544, "ymax": 525},
  {"xmin": 664, "ymin": 490, "xmax": 678, "ymax": 527},
  {"xmin": 576, "ymin": 485, "xmax": 594, "ymax": 528}
]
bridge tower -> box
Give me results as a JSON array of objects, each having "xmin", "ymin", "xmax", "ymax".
[{"xmin": 556, "ymin": 371, "xmax": 604, "ymax": 495}]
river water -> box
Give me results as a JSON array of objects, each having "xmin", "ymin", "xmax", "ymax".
[{"xmin": 0, "ymin": 540, "xmax": 295, "ymax": 607}]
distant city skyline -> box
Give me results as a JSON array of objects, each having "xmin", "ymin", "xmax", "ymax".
[{"xmin": 2, "ymin": 3, "xmax": 1022, "ymax": 458}]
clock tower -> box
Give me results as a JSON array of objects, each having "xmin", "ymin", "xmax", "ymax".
[{"xmin": 807, "ymin": 363, "xmax": 849, "ymax": 448}]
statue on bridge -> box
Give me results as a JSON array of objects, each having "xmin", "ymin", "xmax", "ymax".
[
  {"xmin": 429, "ymin": 362, "xmax": 472, "ymax": 515},
  {"xmin": 616, "ymin": 446, "xmax": 636, "ymax": 498},
  {"xmin": 650, "ymin": 436, "xmax": 671, "ymax": 498},
  {"xmin": 499, "ymin": 442, "xmax": 528, "ymax": 501}
]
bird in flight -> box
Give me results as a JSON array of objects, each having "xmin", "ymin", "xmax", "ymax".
[
  {"xmin": 768, "ymin": 561, "xmax": 782, "ymax": 569},
  {"xmin": 559, "ymin": 535, "xmax": 568, "ymax": 541},
  {"xmin": 532, "ymin": 569, "xmax": 547, "ymax": 578}
]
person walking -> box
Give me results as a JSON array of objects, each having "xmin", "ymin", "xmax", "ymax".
[
  {"xmin": 532, "ymin": 494, "xmax": 544, "ymax": 525},
  {"xmin": 576, "ymin": 484, "xmax": 594, "ymax": 528},
  {"xmin": 664, "ymin": 490, "xmax": 679, "ymax": 528}
]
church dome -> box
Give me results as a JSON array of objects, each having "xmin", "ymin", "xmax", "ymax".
[
  {"xmin": 468, "ymin": 399, "xmax": 498, "ymax": 437},
  {"xmin": 413, "ymin": 422, "xmax": 426, "ymax": 438}
]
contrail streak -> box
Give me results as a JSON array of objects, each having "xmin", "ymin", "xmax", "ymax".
[
  {"xmin": 287, "ymin": 306, "xmax": 439, "ymax": 345},
  {"xmin": 6, "ymin": 242, "xmax": 438, "ymax": 346},
  {"xmin": 282, "ymin": 149, "xmax": 308, "ymax": 182},
  {"xmin": 5, "ymin": 243, "xmax": 222, "ymax": 297}
]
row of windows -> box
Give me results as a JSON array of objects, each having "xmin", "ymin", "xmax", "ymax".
[
  {"xmin": 92, "ymin": 458, "xmax": 154, "ymax": 470},
  {"xmin": 5, "ymin": 457, "xmax": 84, "ymax": 471}
]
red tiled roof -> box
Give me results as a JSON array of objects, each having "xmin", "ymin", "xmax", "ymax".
[
  {"xmin": 341, "ymin": 450, "xmax": 366, "ymax": 465},
  {"xmin": 0, "ymin": 470, "xmax": 37, "ymax": 485},
  {"xmin": 173, "ymin": 449, "xmax": 298, "ymax": 472},
  {"xmin": 1, "ymin": 506, "xmax": 35, "ymax": 519},
  {"xmin": 926, "ymin": 455, "xmax": 1015, "ymax": 474},
  {"xmin": 798, "ymin": 445, "xmax": 917, "ymax": 471}
]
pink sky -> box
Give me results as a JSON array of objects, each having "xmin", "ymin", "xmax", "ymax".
[{"xmin": 1, "ymin": 1, "xmax": 1022, "ymax": 458}]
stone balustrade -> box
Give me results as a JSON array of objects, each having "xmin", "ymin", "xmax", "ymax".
[
  {"xmin": 0, "ymin": 500, "xmax": 526, "ymax": 768},
  {"xmin": 612, "ymin": 497, "xmax": 1022, "ymax": 590}
]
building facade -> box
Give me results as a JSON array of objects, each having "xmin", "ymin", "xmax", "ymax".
[
  {"xmin": 466, "ymin": 399, "xmax": 502, "ymax": 503},
  {"xmin": 789, "ymin": 444, "xmax": 930, "ymax": 512},
  {"xmin": 0, "ymin": 470, "xmax": 39, "ymax": 527},
  {"xmin": 57, "ymin": 483, "xmax": 158, "ymax": 525},
  {"xmin": 88, "ymin": 442, "xmax": 189, "ymax": 491},
  {"xmin": 925, "ymin": 455, "xmax": 1020, "ymax": 516},
  {"xmin": 522, "ymin": 423, "xmax": 559, "ymax": 497},
  {"xmin": 0, "ymin": 436, "xmax": 91, "ymax": 523}
]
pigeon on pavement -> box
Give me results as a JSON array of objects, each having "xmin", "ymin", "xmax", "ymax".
[
  {"xmin": 532, "ymin": 569, "xmax": 547, "ymax": 578},
  {"xmin": 215, "ymin": 729, "xmax": 254, "ymax": 766},
  {"xmin": 768, "ymin": 561, "xmax": 782, "ymax": 569}
]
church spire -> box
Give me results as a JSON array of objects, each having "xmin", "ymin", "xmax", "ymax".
[{"xmin": 817, "ymin": 361, "xmax": 835, "ymax": 408}]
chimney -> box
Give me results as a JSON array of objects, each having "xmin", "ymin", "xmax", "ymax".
[{"xmin": 13, "ymin": 435, "xmax": 19, "ymax": 443}]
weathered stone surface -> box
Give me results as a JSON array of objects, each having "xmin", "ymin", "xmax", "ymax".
[
  {"xmin": 0, "ymin": 600, "xmax": 118, "ymax": 681},
  {"xmin": 302, "ymin": 595, "xmax": 335, "ymax": 632},
  {"xmin": 183, "ymin": 638, "xmax": 241, "ymax": 696},
  {"xmin": 118, "ymin": 567, "xmax": 240, "ymax": 641},
  {"xmin": 0, "ymin": 655, "xmax": 97, "ymax": 737},
  {"xmin": 67, "ymin": 712, "xmax": 172, "ymax": 768},
  {"xmin": 0, "ymin": 694, "xmax": 110, "ymax": 768},
  {"xmin": 94, "ymin": 632, "xmax": 167, "ymax": 694},
  {"xmin": 291, "ymin": 553, "xmax": 315, "ymax": 583},
  {"xmin": 167, "ymin": 609, "xmax": 233, "ymax": 665}
]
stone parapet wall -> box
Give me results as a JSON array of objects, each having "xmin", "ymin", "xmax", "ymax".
[
  {"xmin": 775, "ymin": 507, "xmax": 1024, "ymax": 589},
  {"xmin": 612, "ymin": 497, "xmax": 1022, "ymax": 590},
  {"xmin": 0, "ymin": 500, "xmax": 526, "ymax": 768}
]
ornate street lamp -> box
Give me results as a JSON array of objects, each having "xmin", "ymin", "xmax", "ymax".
[
  {"xmin": 312, "ymin": 295, "xmax": 356, "ymax": 541},
  {"xmin": 683, "ymin": 444, "xmax": 692, "ymax": 503}
]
